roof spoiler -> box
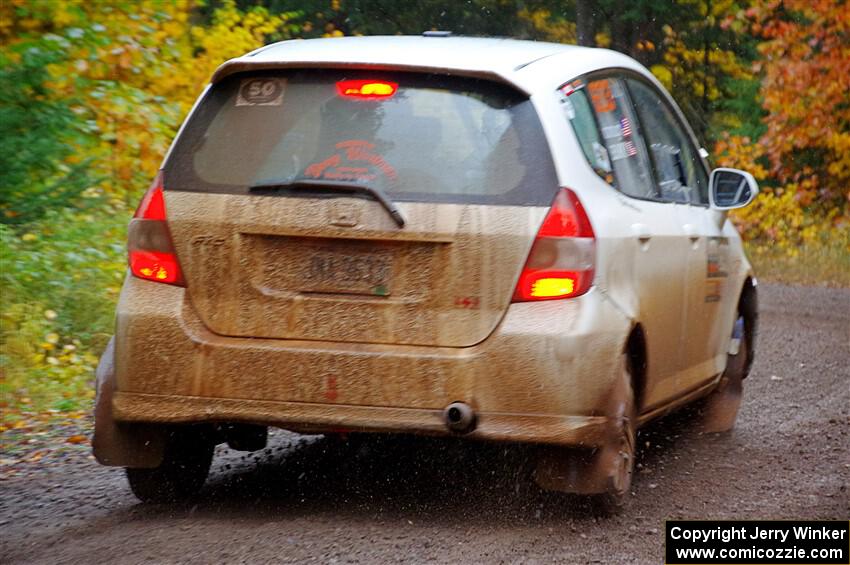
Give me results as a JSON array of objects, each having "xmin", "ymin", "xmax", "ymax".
[{"xmin": 209, "ymin": 58, "xmax": 532, "ymax": 96}]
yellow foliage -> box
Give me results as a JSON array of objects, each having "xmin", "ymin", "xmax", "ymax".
[
  {"xmin": 650, "ymin": 65, "xmax": 673, "ymax": 91},
  {"xmin": 826, "ymin": 132, "xmax": 850, "ymax": 183},
  {"xmin": 714, "ymin": 134, "xmax": 768, "ymax": 180},
  {"xmin": 2, "ymin": 0, "xmax": 297, "ymax": 199},
  {"xmin": 594, "ymin": 32, "xmax": 611, "ymax": 48},
  {"xmin": 517, "ymin": 9, "xmax": 577, "ymax": 45},
  {"xmin": 730, "ymin": 185, "xmax": 835, "ymax": 251},
  {"xmin": 660, "ymin": 25, "xmax": 751, "ymax": 105},
  {"xmin": 714, "ymin": 133, "xmax": 842, "ymax": 248}
]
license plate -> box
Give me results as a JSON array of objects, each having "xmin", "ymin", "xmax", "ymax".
[{"xmin": 305, "ymin": 248, "xmax": 392, "ymax": 295}]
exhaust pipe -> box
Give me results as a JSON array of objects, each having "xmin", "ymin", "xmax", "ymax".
[{"xmin": 443, "ymin": 402, "xmax": 476, "ymax": 434}]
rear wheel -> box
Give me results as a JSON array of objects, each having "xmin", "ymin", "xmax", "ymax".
[
  {"xmin": 126, "ymin": 427, "xmax": 214, "ymax": 503},
  {"xmin": 697, "ymin": 316, "xmax": 748, "ymax": 433},
  {"xmin": 594, "ymin": 357, "xmax": 637, "ymax": 512}
]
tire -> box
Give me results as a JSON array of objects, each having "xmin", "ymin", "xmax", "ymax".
[
  {"xmin": 697, "ymin": 316, "xmax": 748, "ymax": 434},
  {"xmin": 126, "ymin": 427, "xmax": 214, "ymax": 503},
  {"xmin": 594, "ymin": 355, "xmax": 637, "ymax": 512}
]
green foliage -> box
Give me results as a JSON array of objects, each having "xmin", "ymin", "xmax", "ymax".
[
  {"xmin": 0, "ymin": 38, "xmax": 93, "ymax": 224},
  {"xmin": 1, "ymin": 206, "xmax": 129, "ymax": 414},
  {"xmin": 711, "ymin": 76, "xmax": 766, "ymax": 142}
]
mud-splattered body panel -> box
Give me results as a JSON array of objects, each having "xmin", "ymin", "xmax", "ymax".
[{"xmin": 167, "ymin": 192, "xmax": 545, "ymax": 347}]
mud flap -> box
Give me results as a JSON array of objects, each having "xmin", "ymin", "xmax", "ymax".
[
  {"xmin": 533, "ymin": 354, "xmax": 634, "ymax": 496},
  {"xmin": 92, "ymin": 337, "xmax": 166, "ymax": 468},
  {"xmin": 533, "ymin": 446, "xmax": 611, "ymax": 494},
  {"xmin": 697, "ymin": 330, "xmax": 746, "ymax": 434}
]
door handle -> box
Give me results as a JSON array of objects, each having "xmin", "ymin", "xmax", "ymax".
[
  {"xmin": 631, "ymin": 223, "xmax": 652, "ymax": 245},
  {"xmin": 683, "ymin": 223, "xmax": 700, "ymax": 244},
  {"xmin": 631, "ymin": 223, "xmax": 651, "ymax": 240}
]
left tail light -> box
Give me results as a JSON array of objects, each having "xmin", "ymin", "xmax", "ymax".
[{"xmin": 127, "ymin": 172, "xmax": 185, "ymax": 286}]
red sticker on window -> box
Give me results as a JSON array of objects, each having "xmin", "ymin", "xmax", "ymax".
[{"xmin": 305, "ymin": 140, "xmax": 397, "ymax": 182}]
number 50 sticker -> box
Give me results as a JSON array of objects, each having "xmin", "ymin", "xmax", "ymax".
[{"xmin": 236, "ymin": 78, "xmax": 285, "ymax": 106}]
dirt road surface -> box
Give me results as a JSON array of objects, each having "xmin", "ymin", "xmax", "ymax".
[{"xmin": 1, "ymin": 283, "xmax": 848, "ymax": 564}]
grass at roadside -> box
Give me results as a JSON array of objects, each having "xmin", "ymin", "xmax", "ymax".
[
  {"xmin": 743, "ymin": 231, "xmax": 850, "ymax": 288},
  {"xmin": 1, "ymin": 205, "xmax": 129, "ymax": 425}
]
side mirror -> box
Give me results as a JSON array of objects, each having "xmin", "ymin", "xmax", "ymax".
[{"xmin": 709, "ymin": 168, "xmax": 759, "ymax": 210}]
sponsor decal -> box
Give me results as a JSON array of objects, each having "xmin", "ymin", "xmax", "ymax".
[
  {"xmin": 705, "ymin": 237, "xmax": 730, "ymax": 302},
  {"xmin": 236, "ymin": 78, "xmax": 285, "ymax": 106},
  {"xmin": 560, "ymin": 96, "xmax": 576, "ymax": 119},
  {"xmin": 592, "ymin": 141, "xmax": 612, "ymax": 172},
  {"xmin": 305, "ymin": 140, "xmax": 397, "ymax": 183},
  {"xmin": 559, "ymin": 79, "xmax": 584, "ymax": 97},
  {"xmin": 589, "ymin": 79, "xmax": 617, "ymax": 113},
  {"xmin": 707, "ymin": 237, "xmax": 731, "ymax": 279},
  {"xmin": 601, "ymin": 124, "xmax": 621, "ymax": 139}
]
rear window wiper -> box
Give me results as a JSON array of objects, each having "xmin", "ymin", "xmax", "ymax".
[{"xmin": 249, "ymin": 179, "xmax": 406, "ymax": 228}]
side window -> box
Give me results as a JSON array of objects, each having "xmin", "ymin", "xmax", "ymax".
[
  {"xmin": 558, "ymin": 82, "xmax": 614, "ymax": 185},
  {"xmin": 625, "ymin": 78, "xmax": 709, "ymax": 204},
  {"xmin": 561, "ymin": 77, "xmax": 656, "ymax": 199}
]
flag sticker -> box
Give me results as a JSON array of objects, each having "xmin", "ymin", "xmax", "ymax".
[
  {"xmin": 620, "ymin": 117, "xmax": 632, "ymax": 137},
  {"xmin": 611, "ymin": 141, "xmax": 638, "ymax": 160}
]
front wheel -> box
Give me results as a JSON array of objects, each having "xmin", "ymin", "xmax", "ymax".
[{"xmin": 126, "ymin": 427, "xmax": 214, "ymax": 503}]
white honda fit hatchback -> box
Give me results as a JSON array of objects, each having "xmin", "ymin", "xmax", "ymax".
[{"xmin": 94, "ymin": 35, "xmax": 759, "ymax": 510}]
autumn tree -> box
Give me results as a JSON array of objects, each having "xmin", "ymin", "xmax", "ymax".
[
  {"xmin": 0, "ymin": 0, "xmax": 300, "ymax": 221},
  {"xmin": 747, "ymin": 0, "xmax": 850, "ymax": 220}
]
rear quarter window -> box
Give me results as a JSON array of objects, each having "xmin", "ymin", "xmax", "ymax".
[
  {"xmin": 164, "ymin": 70, "xmax": 558, "ymax": 206},
  {"xmin": 559, "ymin": 76, "xmax": 657, "ymax": 201}
]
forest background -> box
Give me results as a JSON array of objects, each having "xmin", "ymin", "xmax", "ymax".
[{"xmin": 1, "ymin": 0, "xmax": 848, "ymax": 421}]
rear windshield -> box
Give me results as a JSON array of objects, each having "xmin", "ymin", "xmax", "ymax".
[{"xmin": 164, "ymin": 69, "xmax": 557, "ymax": 205}]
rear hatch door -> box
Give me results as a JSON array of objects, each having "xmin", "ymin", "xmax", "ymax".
[{"xmin": 163, "ymin": 69, "xmax": 557, "ymax": 347}]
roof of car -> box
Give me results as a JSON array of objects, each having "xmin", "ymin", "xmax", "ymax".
[{"xmin": 210, "ymin": 35, "xmax": 648, "ymax": 95}]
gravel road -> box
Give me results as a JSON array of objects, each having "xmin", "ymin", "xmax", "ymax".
[{"xmin": 1, "ymin": 283, "xmax": 848, "ymax": 564}]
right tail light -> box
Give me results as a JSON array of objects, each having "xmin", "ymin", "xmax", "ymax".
[{"xmin": 512, "ymin": 188, "xmax": 595, "ymax": 302}]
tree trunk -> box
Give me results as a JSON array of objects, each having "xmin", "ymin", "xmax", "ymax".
[
  {"xmin": 576, "ymin": 0, "xmax": 597, "ymax": 47},
  {"xmin": 609, "ymin": 15, "xmax": 632, "ymax": 55}
]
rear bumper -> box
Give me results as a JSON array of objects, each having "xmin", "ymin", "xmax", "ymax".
[
  {"xmin": 108, "ymin": 274, "xmax": 631, "ymax": 447},
  {"xmin": 112, "ymin": 391, "xmax": 608, "ymax": 446}
]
